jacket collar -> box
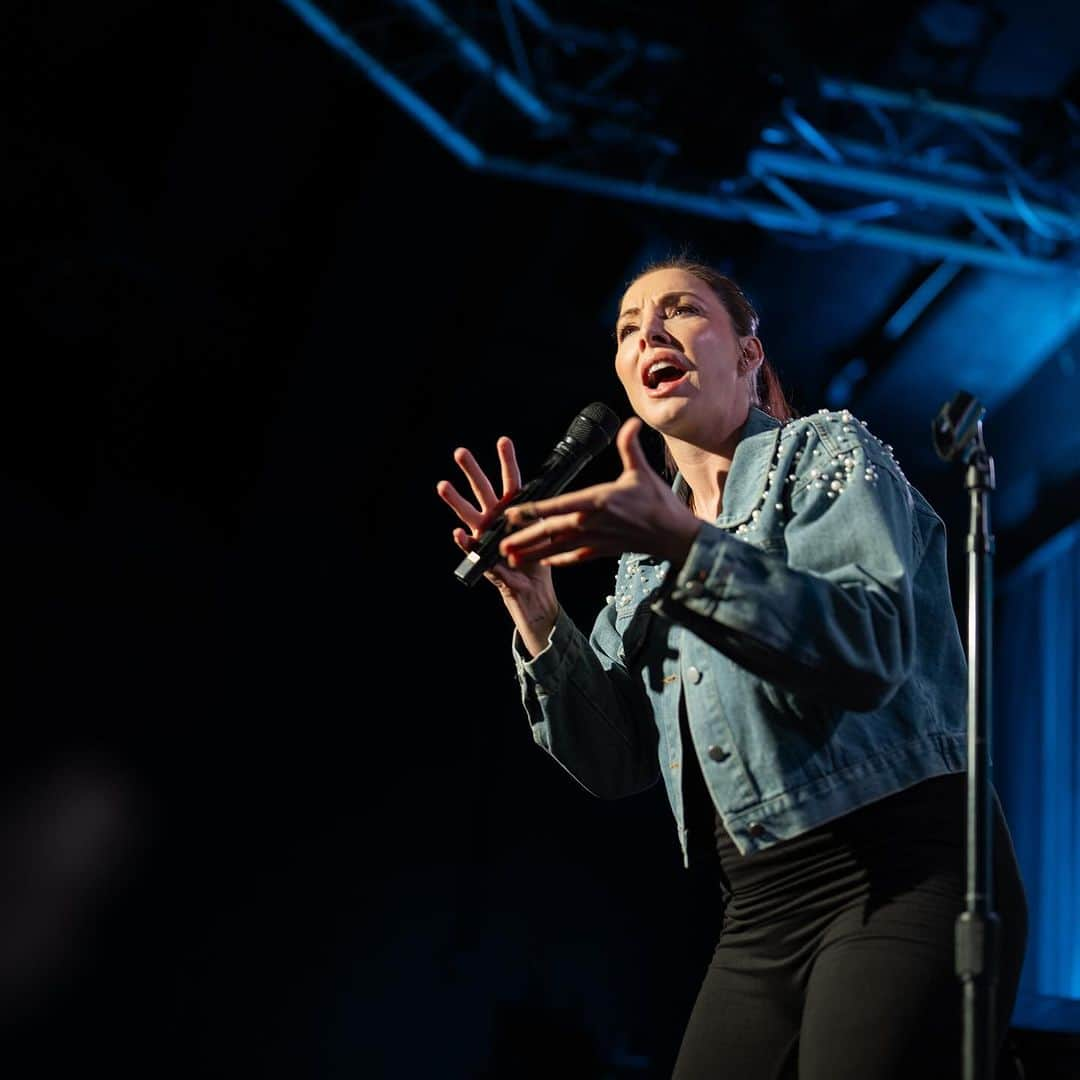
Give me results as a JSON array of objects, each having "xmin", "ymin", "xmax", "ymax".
[{"xmin": 671, "ymin": 407, "xmax": 783, "ymax": 528}]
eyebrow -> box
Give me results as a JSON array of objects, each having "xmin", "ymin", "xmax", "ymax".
[{"xmin": 616, "ymin": 291, "xmax": 708, "ymax": 327}]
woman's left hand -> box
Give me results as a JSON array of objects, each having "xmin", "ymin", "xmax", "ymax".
[{"xmin": 500, "ymin": 417, "xmax": 702, "ymax": 570}]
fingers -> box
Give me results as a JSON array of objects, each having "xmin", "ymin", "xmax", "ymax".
[
  {"xmin": 452, "ymin": 527, "xmax": 476, "ymax": 553},
  {"xmin": 496, "ymin": 436, "xmax": 521, "ymax": 500},
  {"xmin": 439, "ymin": 440, "xmax": 523, "ymax": 516},
  {"xmin": 436, "ymin": 480, "xmax": 485, "ymax": 532},
  {"xmin": 616, "ymin": 416, "xmax": 648, "ymax": 472},
  {"xmin": 437, "ymin": 439, "xmax": 522, "ymax": 534},
  {"xmin": 453, "ymin": 446, "xmax": 500, "ymax": 513},
  {"xmin": 538, "ymin": 546, "xmax": 599, "ymax": 567},
  {"xmin": 504, "ymin": 531, "xmax": 598, "ymax": 569},
  {"xmin": 504, "ymin": 490, "xmax": 599, "ymax": 528},
  {"xmin": 499, "ymin": 516, "xmax": 551, "ymax": 562},
  {"xmin": 501, "ymin": 422, "xmax": 649, "ymax": 528},
  {"xmin": 500, "ymin": 510, "xmax": 585, "ymax": 563}
]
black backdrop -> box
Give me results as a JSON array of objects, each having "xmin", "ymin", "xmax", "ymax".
[{"xmin": 3, "ymin": 4, "xmax": 753, "ymax": 1077}]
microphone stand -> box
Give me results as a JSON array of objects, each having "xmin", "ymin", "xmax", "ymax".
[{"xmin": 932, "ymin": 391, "xmax": 999, "ymax": 1080}]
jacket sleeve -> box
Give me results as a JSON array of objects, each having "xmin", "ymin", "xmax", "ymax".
[
  {"xmin": 511, "ymin": 603, "xmax": 661, "ymax": 800},
  {"xmin": 651, "ymin": 416, "xmax": 923, "ymax": 711}
]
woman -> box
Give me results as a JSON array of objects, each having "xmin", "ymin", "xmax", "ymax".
[{"xmin": 436, "ymin": 256, "xmax": 1028, "ymax": 1078}]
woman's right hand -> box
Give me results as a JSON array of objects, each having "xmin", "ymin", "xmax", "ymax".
[{"xmin": 436, "ymin": 436, "xmax": 560, "ymax": 656}]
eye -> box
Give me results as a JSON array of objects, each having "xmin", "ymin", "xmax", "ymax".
[
  {"xmin": 667, "ymin": 304, "xmax": 700, "ymax": 318},
  {"xmin": 617, "ymin": 323, "xmax": 638, "ymax": 341}
]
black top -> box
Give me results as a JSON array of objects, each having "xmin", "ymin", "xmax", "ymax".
[{"xmin": 678, "ymin": 697, "xmax": 973, "ymax": 904}]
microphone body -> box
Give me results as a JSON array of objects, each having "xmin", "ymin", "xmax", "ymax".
[{"xmin": 454, "ymin": 402, "xmax": 621, "ymax": 587}]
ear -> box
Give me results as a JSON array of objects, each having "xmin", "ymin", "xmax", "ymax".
[{"xmin": 738, "ymin": 336, "xmax": 764, "ymax": 377}]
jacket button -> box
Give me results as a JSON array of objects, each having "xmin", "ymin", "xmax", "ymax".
[
  {"xmin": 686, "ymin": 666, "xmax": 703, "ymax": 683},
  {"xmin": 707, "ymin": 745, "xmax": 730, "ymax": 762},
  {"xmin": 747, "ymin": 822, "xmax": 767, "ymax": 839}
]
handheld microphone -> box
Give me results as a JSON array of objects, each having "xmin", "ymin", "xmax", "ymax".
[{"xmin": 454, "ymin": 401, "xmax": 621, "ymax": 587}]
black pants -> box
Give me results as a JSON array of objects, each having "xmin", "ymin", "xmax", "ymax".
[{"xmin": 671, "ymin": 773, "xmax": 1029, "ymax": 1079}]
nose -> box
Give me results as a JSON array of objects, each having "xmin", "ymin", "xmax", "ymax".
[{"xmin": 637, "ymin": 305, "xmax": 673, "ymax": 351}]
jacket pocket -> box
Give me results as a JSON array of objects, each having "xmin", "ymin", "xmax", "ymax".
[{"xmin": 756, "ymin": 681, "xmax": 839, "ymax": 773}]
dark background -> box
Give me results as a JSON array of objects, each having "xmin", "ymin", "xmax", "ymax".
[{"xmin": 3, "ymin": 1, "xmax": 1078, "ymax": 1077}]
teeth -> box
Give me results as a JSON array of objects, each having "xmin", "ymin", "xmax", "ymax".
[{"xmin": 646, "ymin": 360, "xmax": 684, "ymax": 388}]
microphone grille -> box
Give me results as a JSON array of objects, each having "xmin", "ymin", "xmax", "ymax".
[{"xmin": 568, "ymin": 402, "xmax": 621, "ymax": 449}]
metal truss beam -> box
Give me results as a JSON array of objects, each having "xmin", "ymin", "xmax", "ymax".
[
  {"xmin": 746, "ymin": 149, "xmax": 1079, "ymax": 238},
  {"xmin": 281, "ymin": 0, "xmax": 1080, "ymax": 279},
  {"xmin": 817, "ymin": 77, "xmax": 1022, "ymax": 136},
  {"xmin": 391, "ymin": 0, "xmax": 564, "ymax": 128}
]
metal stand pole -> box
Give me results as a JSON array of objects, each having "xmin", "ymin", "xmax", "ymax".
[{"xmin": 932, "ymin": 391, "xmax": 1000, "ymax": 1080}]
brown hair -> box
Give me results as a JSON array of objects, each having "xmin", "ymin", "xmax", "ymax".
[{"xmin": 630, "ymin": 254, "xmax": 796, "ymax": 424}]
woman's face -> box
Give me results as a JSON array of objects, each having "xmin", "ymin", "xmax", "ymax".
[{"xmin": 614, "ymin": 267, "xmax": 753, "ymax": 443}]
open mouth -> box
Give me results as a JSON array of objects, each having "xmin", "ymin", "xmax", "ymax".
[{"xmin": 643, "ymin": 357, "xmax": 689, "ymax": 391}]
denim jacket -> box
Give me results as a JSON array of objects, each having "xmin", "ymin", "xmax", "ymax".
[{"xmin": 512, "ymin": 406, "xmax": 968, "ymax": 864}]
